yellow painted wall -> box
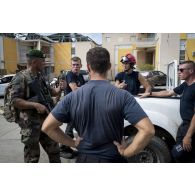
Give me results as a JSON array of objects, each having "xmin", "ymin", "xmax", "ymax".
[
  {"xmin": 53, "ymin": 42, "xmax": 71, "ymax": 76},
  {"xmin": 185, "ymin": 39, "xmax": 195, "ymax": 61},
  {"xmin": 155, "ymin": 43, "xmax": 159, "ymax": 70},
  {"xmin": 180, "ymin": 33, "xmax": 187, "ymax": 40},
  {"xmin": 117, "ymin": 48, "xmax": 132, "ymax": 72},
  {"xmin": 3, "ymin": 37, "xmax": 17, "ymax": 74}
]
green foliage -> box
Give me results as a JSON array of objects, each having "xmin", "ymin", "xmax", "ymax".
[{"xmin": 137, "ymin": 64, "xmax": 155, "ymax": 71}]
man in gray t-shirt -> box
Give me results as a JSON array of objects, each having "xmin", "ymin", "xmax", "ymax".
[{"xmin": 42, "ymin": 47, "xmax": 154, "ymax": 163}]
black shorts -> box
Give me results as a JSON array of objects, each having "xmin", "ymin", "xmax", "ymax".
[
  {"xmin": 176, "ymin": 122, "xmax": 190, "ymax": 143},
  {"xmin": 173, "ymin": 122, "xmax": 195, "ymax": 162}
]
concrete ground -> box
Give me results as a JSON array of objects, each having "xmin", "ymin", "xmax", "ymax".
[{"xmin": 0, "ymin": 98, "xmax": 74, "ymax": 163}]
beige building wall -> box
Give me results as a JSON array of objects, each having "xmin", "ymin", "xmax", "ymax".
[
  {"xmin": 74, "ymin": 41, "xmax": 97, "ymax": 70},
  {"xmin": 102, "ymin": 33, "xmax": 132, "ymax": 79},
  {"xmin": 157, "ymin": 33, "xmax": 180, "ymax": 73},
  {"xmin": 103, "ymin": 33, "xmax": 180, "ymax": 78},
  {"xmin": 16, "ymin": 40, "xmax": 33, "ymax": 64}
]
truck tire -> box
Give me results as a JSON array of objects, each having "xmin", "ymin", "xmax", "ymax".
[{"xmin": 125, "ymin": 136, "xmax": 172, "ymax": 163}]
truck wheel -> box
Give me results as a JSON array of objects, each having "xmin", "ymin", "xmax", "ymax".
[{"xmin": 125, "ymin": 136, "xmax": 172, "ymax": 163}]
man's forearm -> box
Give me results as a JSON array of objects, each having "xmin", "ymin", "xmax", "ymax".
[
  {"xmin": 13, "ymin": 98, "xmax": 37, "ymax": 110},
  {"xmin": 144, "ymin": 85, "xmax": 152, "ymax": 93},
  {"xmin": 69, "ymin": 83, "xmax": 79, "ymax": 91},
  {"xmin": 151, "ymin": 90, "xmax": 173, "ymax": 97},
  {"xmin": 123, "ymin": 118, "xmax": 155, "ymax": 157},
  {"xmin": 71, "ymin": 86, "xmax": 79, "ymax": 91},
  {"xmin": 44, "ymin": 127, "xmax": 76, "ymax": 148},
  {"xmin": 185, "ymin": 114, "xmax": 195, "ymax": 138},
  {"xmin": 42, "ymin": 114, "xmax": 76, "ymax": 148},
  {"xmin": 123, "ymin": 129, "xmax": 154, "ymax": 157}
]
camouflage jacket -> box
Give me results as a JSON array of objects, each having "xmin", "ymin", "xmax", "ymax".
[{"xmin": 11, "ymin": 69, "xmax": 54, "ymax": 127}]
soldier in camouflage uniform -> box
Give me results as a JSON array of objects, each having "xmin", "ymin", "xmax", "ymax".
[{"xmin": 11, "ymin": 49, "xmax": 65, "ymax": 163}]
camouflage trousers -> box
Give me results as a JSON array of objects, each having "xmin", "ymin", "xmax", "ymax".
[{"xmin": 20, "ymin": 123, "xmax": 61, "ymax": 163}]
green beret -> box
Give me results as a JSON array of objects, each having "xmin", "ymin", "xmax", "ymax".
[{"xmin": 26, "ymin": 49, "xmax": 46, "ymax": 59}]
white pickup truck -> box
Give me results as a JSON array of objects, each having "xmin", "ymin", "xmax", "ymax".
[{"xmin": 124, "ymin": 61, "xmax": 182, "ymax": 163}]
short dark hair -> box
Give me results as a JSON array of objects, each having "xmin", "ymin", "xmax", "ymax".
[
  {"xmin": 180, "ymin": 60, "xmax": 195, "ymax": 71},
  {"xmin": 86, "ymin": 47, "xmax": 110, "ymax": 74},
  {"xmin": 180, "ymin": 60, "xmax": 195, "ymax": 66},
  {"xmin": 71, "ymin": 56, "xmax": 81, "ymax": 63}
]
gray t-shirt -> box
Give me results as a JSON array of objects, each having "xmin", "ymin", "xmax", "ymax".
[{"xmin": 52, "ymin": 80, "xmax": 147, "ymax": 159}]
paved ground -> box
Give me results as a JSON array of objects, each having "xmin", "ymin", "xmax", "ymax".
[{"xmin": 0, "ymin": 98, "xmax": 74, "ymax": 163}]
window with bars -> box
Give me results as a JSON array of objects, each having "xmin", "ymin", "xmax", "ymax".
[
  {"xmin": 180, "ymin": 50, "xmax": 185, "ymax": 62},
  {"xmin": 179, "ymin": 40, "xmax": 186, "ymax": 62},
  {"xmin": 71, "ymin": 47, "xmax": 75, "ymax": 55},
  {"xmin": 187, "ymin": 33, "xmax": 195, "ymax": 39},
  {"xmin": 180, "ymin": 40, "xmax": 186, "ymax": 50}
]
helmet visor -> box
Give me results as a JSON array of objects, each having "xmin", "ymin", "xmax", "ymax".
[{"xmin": 120, "ymin": 56, "xmax": 129, "ymax": 63}]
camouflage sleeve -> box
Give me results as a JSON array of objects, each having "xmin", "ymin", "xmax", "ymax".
[{"xmin": 11, "ymin": 72, "xmax": 26, "ymax": 102}]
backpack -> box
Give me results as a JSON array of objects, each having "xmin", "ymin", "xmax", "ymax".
[
  {"xmin": 3, "ymin": 82, "xmax": 19, "ymax": 123},
  {"xmin": 3, "ymin": 72, "xmax": 26, "ymax": 123}
]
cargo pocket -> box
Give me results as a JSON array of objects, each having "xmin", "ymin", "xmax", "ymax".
[{"xmin": 20, "ymin": 128, "xmax": 33, "ymax": 145}]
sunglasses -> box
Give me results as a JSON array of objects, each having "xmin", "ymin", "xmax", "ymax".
[{"xmin": 178, "ymin": 68, "xmax": 190, "ymax": 72}]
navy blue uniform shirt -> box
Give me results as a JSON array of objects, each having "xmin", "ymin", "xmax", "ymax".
[
  {"xmin": 52, "ymin": 80, "xmax": 147, "ymax": 160},
  {"xmin": 115, "ymin": 71, "xmax": 141, "ymax": 95},
  {"xmin": 174, "ymin": 82, "xmax": 195, "ymax": 122},
  {"xmin": 65, "ymin": 71, "xmax": 85, "ymax": 94}
]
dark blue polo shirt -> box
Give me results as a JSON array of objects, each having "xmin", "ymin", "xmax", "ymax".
[
  {"xmin": 65, "ymin": 71, "xmax": 85, "ymax": 94},
  {"xmin": 115, "ymin": 71, "xmax": 141, "ymax": 95},
  {"xmin": 51, "ymin": 80, "xmax": 147, "ymax": 160},
  {"xmin": 174, "ymin": 82, "xmax": 195, "ymax": 122}
]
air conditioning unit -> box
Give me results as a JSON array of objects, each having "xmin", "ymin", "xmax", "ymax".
[{"xmin": 192, "ymin": 51, "xmax": 195, "ymax": 57}]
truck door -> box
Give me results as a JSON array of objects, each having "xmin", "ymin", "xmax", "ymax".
[{"xmin": 166, "ymin": 60, "xmax": 180, "ymax": 90}]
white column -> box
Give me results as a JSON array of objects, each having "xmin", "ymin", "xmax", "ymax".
[{"xmin": 36, "ymin": 40, "xmax": 41, "ymax": 50}]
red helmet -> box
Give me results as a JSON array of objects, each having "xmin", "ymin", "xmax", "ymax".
[{"xmin": 120, "ymin": 53, "xmax": 136, "ymax": 65}]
